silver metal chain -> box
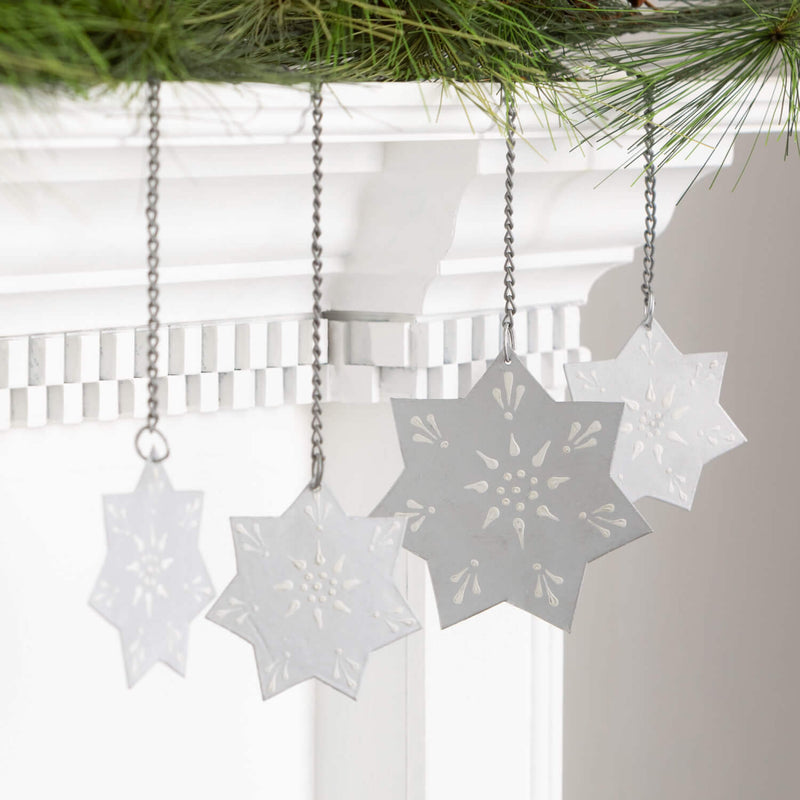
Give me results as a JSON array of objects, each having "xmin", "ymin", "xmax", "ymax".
[
  {"xmin": 501, "ymin": 87, "xmax": 517, "ymax": 363},
  {"xmin": 309, "ymin": 87, "xmax": 325, "ymax": 490},
  {"xmin": 641, "ymin": 91, "xmax": 657, "ymax": 330},
  {"xmin": 135, "ymin": 77, "xmax": 169, "ymax": 462}
]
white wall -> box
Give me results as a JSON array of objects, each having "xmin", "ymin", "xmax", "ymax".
[{"xmin": 565, "ymin": 136, "xmax": 800, "ymax": 800}]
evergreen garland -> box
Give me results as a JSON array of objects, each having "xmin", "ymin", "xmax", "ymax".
[{"xmin": 0, "ymin": 1, "xmax": 798, "ymax": 164}]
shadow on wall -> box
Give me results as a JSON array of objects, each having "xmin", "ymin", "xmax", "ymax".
[{"xmin": 565, "ymin": 136, "xmax": 800, "ymax": 800}]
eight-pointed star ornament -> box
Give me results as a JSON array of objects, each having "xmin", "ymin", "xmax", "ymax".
[
  {"xmin": 207, "ymin": 487, "xmax": 420, "ymax": 700},
  {"xmin": 565, "ymin": 321, "xmax": 746, "ymax": 509},
  {"xmin": 90, "ymin": 459, "xmax": 215, "ymax": 687},
  {"xmin": 373, "ymin": 353, "xmax": 652, "ymax": 632}
]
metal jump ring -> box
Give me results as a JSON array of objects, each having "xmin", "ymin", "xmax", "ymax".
[
  {"xmin": 309, "ymin": 453, "xmax": 325, "ymax": 491},
  {"xmin": 134, "ymin": 426, "xmax": 170, "ymax": 462},
  {"xmin": 503, "ymin": 324, "xmax": 515, "ymax": 364},
  {"xmin": 643, "ymin": 292, "xmax": 656, "ymax": 330}
]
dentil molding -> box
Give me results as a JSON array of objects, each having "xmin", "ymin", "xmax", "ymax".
[{"xmin": 0, "ymin": 305, "xmax": 585, "ymax": 428}]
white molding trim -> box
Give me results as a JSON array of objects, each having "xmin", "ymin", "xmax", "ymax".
[
  {"xmin": 0, "ymin": 305, "xmax": 587, "ymax": 428},
  {"xmin": 0, "ymin": 81, "xmax": 745, "ymax": 338}
]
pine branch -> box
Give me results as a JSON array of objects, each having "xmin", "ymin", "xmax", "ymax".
[{"xmin": 0, "ymin": 1, "xmax": 797, "ymax": 169}]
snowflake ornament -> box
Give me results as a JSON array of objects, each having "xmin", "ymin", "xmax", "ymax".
[
  {"xmin": 565, "ymin": 321, "xmax": 745, "ymax": 509},
  {"xmin": 90, "ymin": 460, "xmax": 214, "ymax": 687},
  {"xmin": 373, "ymin": 353, "xmax": 652, "ymax": 631},
  {"xmin": 207, "ymin": 486, "xmax": 420, "ymax": 700}
]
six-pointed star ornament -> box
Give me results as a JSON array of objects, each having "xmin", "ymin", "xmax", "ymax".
[
  {"xmin": 207, "ymin": 487, "xmax": 420, "ymax": 700},
  {"xmin": 90, "ymin": 459, "xmax": 215, "ymax": 687},
  {"xmin": 373, "ymin": 353, "xmax": 652, "ymax": 631},
  {"xmin": 565, "ymin": 321, "xmax": 746, "ymax": 510}
]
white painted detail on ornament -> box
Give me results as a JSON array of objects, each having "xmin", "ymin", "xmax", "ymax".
[
  {"xmin": 396, "ymin": 499, "xmax": 437, "ymax": 533},
  {"xmin": 532, "ymin": 564, "xmax": 563, "ymax": 608},
  {"xmin": 274, "ymin": 543, "xmax": 359, "ymax": 629},
  {"xmin": 410, "ymin": 414, "xmax": 449, "ymax": 448},
  {"xmin": 451, "ymin": 560, "xmax": 482, "ymax": 605},
  {"xmin": 578, "ymin": 505, "xmax": 628, "ymax": 539}
]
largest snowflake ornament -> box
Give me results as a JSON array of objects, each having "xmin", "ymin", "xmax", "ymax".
[
  {"xmin": 90, "ymin": 460, "xmax": 214, "ymax": 687},
  {"xmin": 207, "ymin": 487, "xmax": 420, "ymax": 700},
  {"xmin": 373, "ymin": 353, "xmax": 651, "ymax": 631},
  {"xmin": 565, "ymin": 321, "xmax": 745, "ymax": 509}
]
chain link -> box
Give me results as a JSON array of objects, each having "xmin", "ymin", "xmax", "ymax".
[
  {"xmin": 309, "ymin": 88, "xmax": 325, "ymax": 490},
  {"xmin": 501, "ymin": 86, "xmax": 517, "ymax": 363},
  {"xmin": 641, "ymin": 90, "xmax": 657, "ymax": 329},
  {"xmin": 135, "ymin": 77, "xmax": 169, "ymax": 462}
]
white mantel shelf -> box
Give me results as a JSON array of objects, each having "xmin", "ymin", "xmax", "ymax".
[{"xmin": 0, "ymin": 81, "xmax": 773, "ymax": 428}]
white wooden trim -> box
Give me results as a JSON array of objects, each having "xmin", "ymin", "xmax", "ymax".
[
  {"xmin": 0, "ymin": 306, "xmax": 587, "ymax": 428},
  {"xmin": 0, "ymin": 81, "xmax": 748, "ymax": 337}
]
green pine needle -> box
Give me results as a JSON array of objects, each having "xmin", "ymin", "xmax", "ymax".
[{"xmin": 0, "ymin": 1, "xmax": 797, "ymax": 169}]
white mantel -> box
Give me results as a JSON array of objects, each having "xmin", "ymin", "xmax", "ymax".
[
  {"xmin": 0, "ymin": 82, "xmax": 760, "ymax": 429},
  {"xmin": 0, "ymin": 83, "xmax": 722, "ymax": 327},
  {"xmin": 0, "ymin": 81, "xmax": 772, "ymax": 800}
]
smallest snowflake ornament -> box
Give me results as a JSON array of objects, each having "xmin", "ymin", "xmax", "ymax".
[
  {"xmin": 91, "ymin": 79, "xmax": 214, "ymax": 687},
  {"xmin": 565, "ymin": 321, "xmax": 745, "ymax": 509},
  {"xmin": 90, "ymin": 459, "xmax": 214, "ymax": 686}
]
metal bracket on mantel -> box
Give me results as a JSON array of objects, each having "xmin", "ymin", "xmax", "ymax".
[{"xmin": 0, "ymin": 306, "xmax": 586, "ymax": 429}]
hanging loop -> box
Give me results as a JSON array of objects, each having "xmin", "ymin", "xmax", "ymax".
[
  {"xmin": 502, "ymin": 325, "xmax": 515, "ymax": 365},
  {"xmin": 641, "ymin": 88, "xmax": 657, "ymax": 330},
  {"xmin": 309, "ymin": 86, "xmax": 325, "ymax": 491},
  {"xmin": 134, "ymin": 427, "xmax": 170, "ymax": 463},
  {"xmin": 643, "ymin": 291, "xmax": 656, "ymax": 331},
  {"xmin": 501, "ymin": 85, "xmax": 517, "ymax": 364},
  {"xmin": 135, "ymin": 77, "xmax": 169, "ymax": 462}
]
